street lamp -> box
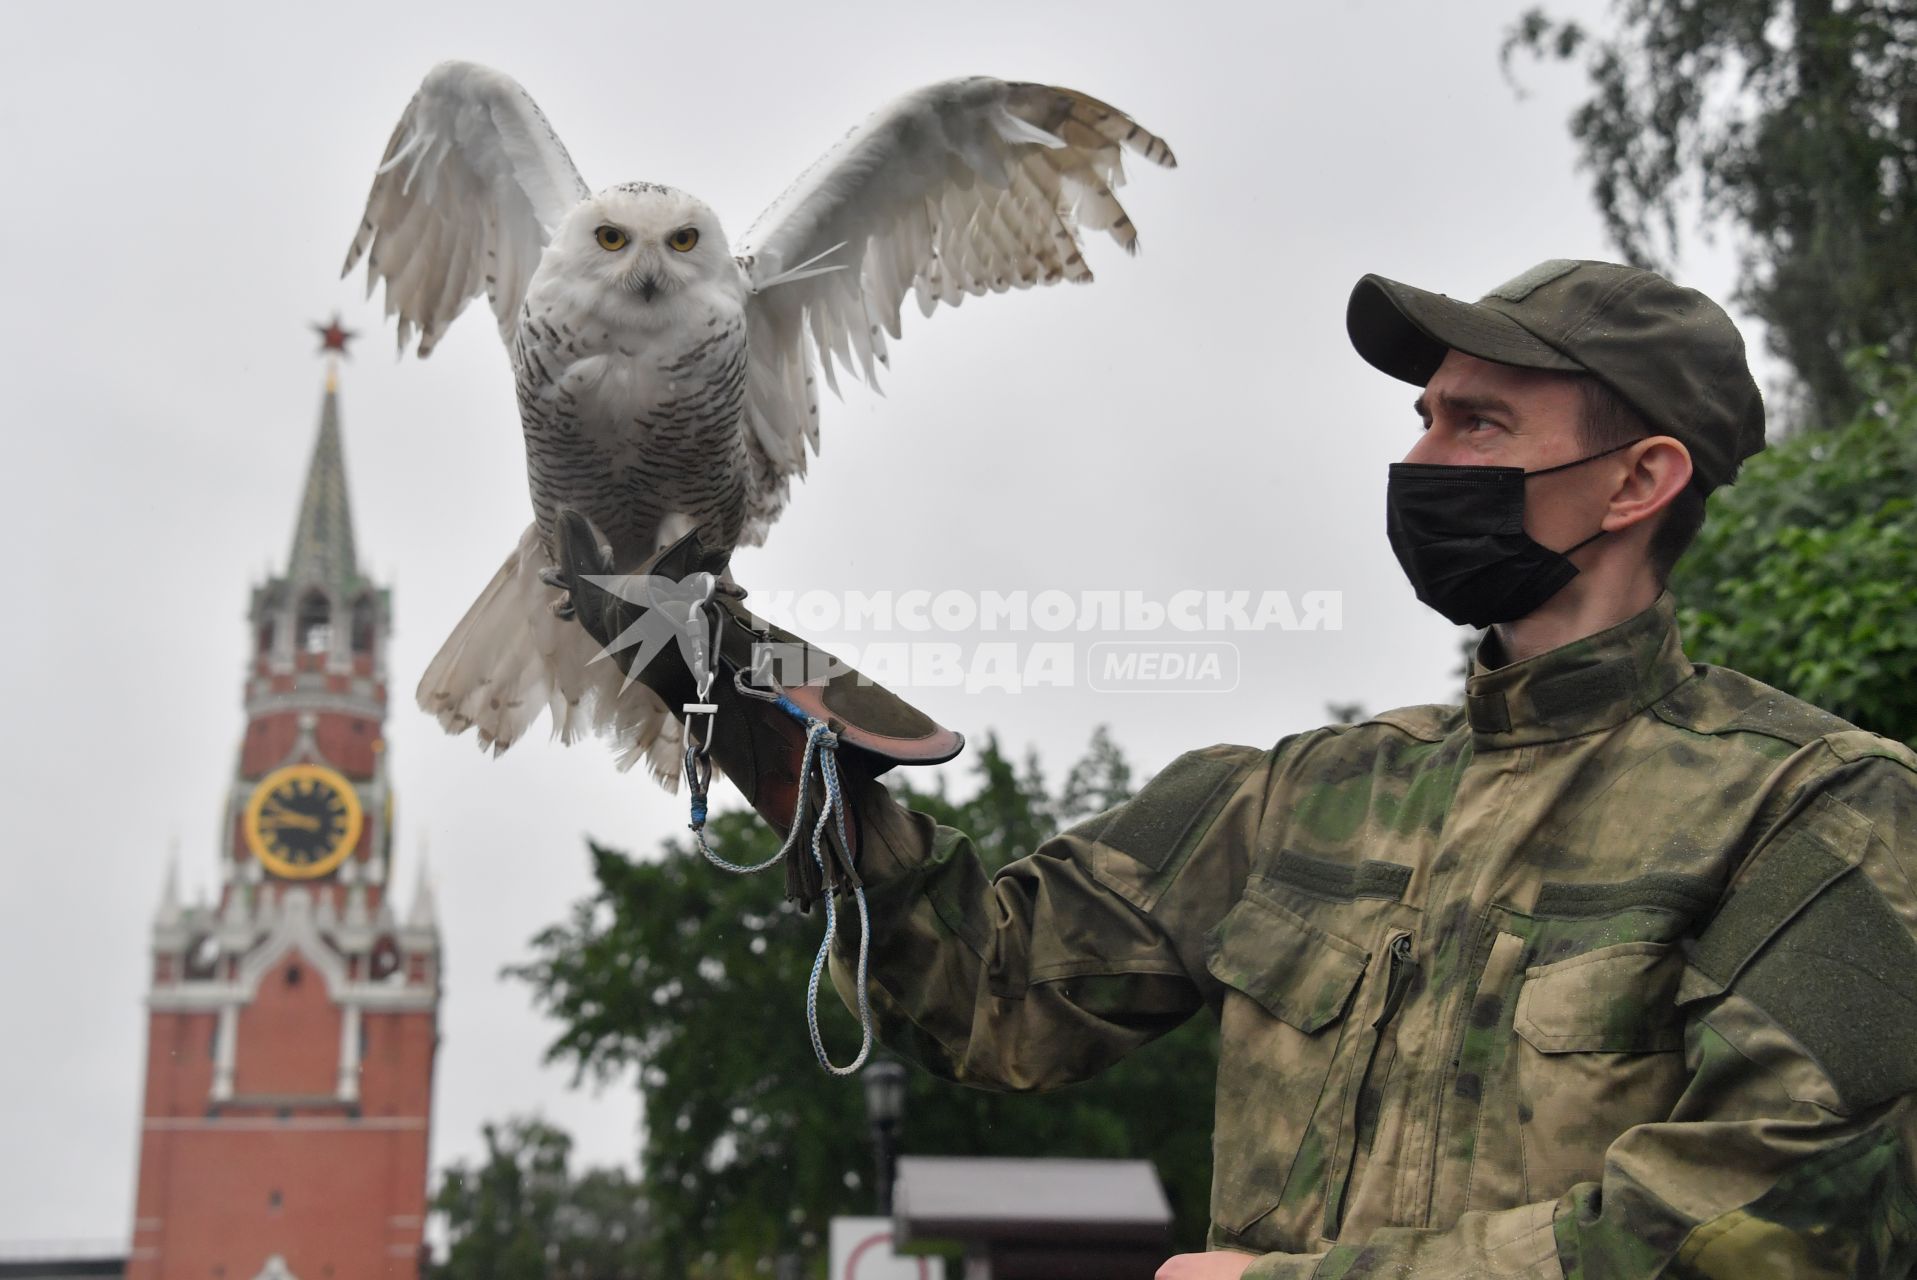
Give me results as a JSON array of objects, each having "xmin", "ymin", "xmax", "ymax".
[{"xmin": 862, "ymin": 1056, "xmax": 908, "ymax": 1216}]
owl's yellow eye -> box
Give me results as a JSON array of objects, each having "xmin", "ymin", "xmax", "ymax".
[
  {"xmin": 595, "ymin": 225, "xmax": 629, "ymax": 251},
  {"xmin": 667, "ymin": 227, "xmax": 700, "ymax": 253}
]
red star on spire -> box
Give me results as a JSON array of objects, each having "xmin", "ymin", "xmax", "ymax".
[{"xmin": 313, "ymin": 314, "xmax": 356, "ymax": 358}]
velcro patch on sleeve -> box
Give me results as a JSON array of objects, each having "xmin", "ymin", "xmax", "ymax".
[
  {"xmin": 1099, "ymin": 753, "xmax": 1245, "ymax": 874},
  {"xmin": 1693, "ymin": 796, "xmax": 1917, "ymax": 1113},
  {"xmin": 1689, "ymin": 835, "xmax": 1850, "ymax": 991},
  {"xmin": 1733, "ymin": 867, "xmax": 1917, "ymax": 1113}
]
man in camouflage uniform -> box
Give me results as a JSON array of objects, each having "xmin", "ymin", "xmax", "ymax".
[{"xmin": 559, "ymin": 260, "xmax": 1917, "ymax": 1277}]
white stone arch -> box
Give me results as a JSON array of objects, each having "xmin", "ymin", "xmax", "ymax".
[
  {"xmin": 234, "ymin": 888, "xmax": 349, "ymax": 1001},
  {"xmin": 214, "ymin": 889, "xmax": 362, "ymax": 1104}
]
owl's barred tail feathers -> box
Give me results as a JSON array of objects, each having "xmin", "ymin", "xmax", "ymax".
[{"xmin": 416, "ymin": 523, "xmax": 685, "ymax": 788}]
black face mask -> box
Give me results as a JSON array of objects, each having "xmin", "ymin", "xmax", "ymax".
[{"xmin": 1385, "ymin": 444, "xmax": 1630, "ymax": 629}]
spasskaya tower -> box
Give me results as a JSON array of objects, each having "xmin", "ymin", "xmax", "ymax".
[{"xmin": 128, "ymin": 320, "xmax": 441, "ymax": 1280}]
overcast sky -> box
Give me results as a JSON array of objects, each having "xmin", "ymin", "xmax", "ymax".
[{"xmin": 0, "ymin": 0, "xmax": 1757, "ymax": 1248}]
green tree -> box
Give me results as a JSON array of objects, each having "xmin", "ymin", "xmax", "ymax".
[
  {"xmin": 1672, "ymin": 350, "xmax": 1917, "ymax": 744},
  {"xmin": 1505, "ymin": 0, "xmax": 1917, "ymax": 428},
  {"xmin": 512, "ymin": 730, "xmax": 1218, "ymax": 1277},
  {"xmin": 434, "ymin": 1117, "xmax": 651, "ymax": 1280},
  {"xmin": 1055, "ymin": 723, "xmax": 1135, "ymax": 822}
]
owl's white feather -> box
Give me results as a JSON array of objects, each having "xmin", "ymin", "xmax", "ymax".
[
  {"xmin": 417, "ymin": 522, "xmax": 684, "ymax": 784},
  {"xmin": 733, "ymin": 77, "xmax": 1176, "ymax": 538},
  {"xmin": 343, "ymin": 61, "xmax": 590, "ymax": 355},
  {"xmin": 344, "ymin": 63, "xmax": 1172, "ymax": 783}
]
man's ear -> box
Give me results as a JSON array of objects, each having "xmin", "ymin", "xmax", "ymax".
[{"xmin": 1602, "ymin": 436, "xmax": 1693, "ymax": 533}]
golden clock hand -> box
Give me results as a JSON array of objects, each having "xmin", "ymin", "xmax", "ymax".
[{"xmin": 264, "ymin": 808, "xmax": 323, "ymax": 832}]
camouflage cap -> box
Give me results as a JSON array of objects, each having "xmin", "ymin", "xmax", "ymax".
[{"xmin": 1346, "ymin": 259, "xmax": 1767, "ymax": 493}]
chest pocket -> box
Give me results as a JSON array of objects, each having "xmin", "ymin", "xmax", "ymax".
[
  {"xmin": 1511, "ymin": 940, "xmax": 1689, "ymax": 1200},
  {"xmin": 1204, "ymin": 887, "xmax": 1367, "ymax": 1248}
]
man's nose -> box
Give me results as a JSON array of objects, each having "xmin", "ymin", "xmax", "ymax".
[{"xmin": 1401, "ymin": 432, "xmax": 1446, "ymax": 465}]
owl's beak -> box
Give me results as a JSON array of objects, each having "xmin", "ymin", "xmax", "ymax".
[{"xmin": 621, "ymin": 259, "xmax": 664, "ymax": 302}]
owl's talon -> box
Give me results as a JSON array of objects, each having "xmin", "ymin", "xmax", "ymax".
[
  {"xmin": 538, "ymin": 566, "xmax": 578, "ymax": 618},
  {"xmin": 554, "ymin": 509, "xmax": 617, "ymax": 576}
]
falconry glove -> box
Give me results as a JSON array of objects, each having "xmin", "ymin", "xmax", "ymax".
[{"xmin": 551, "ymin": 508, "xmax": 964, "ymax": 908}]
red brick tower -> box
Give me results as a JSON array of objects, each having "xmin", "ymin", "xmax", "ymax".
[{"xmin": 129, "ymin": 323, "xmax": 441, "ymax": 1280}]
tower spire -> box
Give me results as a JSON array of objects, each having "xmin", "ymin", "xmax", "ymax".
[
  {"xmin": 407, "ymin": 846, "xmax": 438, "ymax": 932},
  {"xmin": 131, "ymin": 315, "xmax": 434, "ymax": 1280},
  {"xmin": 287, "ymin": 317, "xmax": 360, "ymax": 591},
  {"xmin": 155, "ymin": 842, "xmax": 181, "ymax": 929}
]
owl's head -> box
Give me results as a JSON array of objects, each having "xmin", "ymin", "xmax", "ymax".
[{"xmin": 551, "ymin": 183, "xmax": 734, "ymax": 312}]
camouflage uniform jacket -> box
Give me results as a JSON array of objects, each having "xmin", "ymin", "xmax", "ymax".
[{"xmin": 830, "ymin": 593, "xmax": 1917, "ymax": 1277}]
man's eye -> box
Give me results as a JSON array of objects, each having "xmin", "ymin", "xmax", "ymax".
[{"xmin": 1467, "ymin": 415, "xmax": 1501, "ymax": 433}]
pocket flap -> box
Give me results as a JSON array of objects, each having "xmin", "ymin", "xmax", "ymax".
[
  {"xmin": 1514, "ymin": 941, "xmax": 1685, "ymax": 1053},
  {"xmin": 1205, "ymin": 889, "xmax": 1368, "ymax": 1033}
]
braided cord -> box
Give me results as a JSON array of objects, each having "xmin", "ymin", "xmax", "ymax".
[
  {"xmin": 683, "ymin": 660, "xmax": 872, "ymax": 1073},
  {"xmin": 801, "ymin": 723, "xmax": 872, "ymax": 1076}
]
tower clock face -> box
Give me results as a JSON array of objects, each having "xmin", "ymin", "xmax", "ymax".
[{"xmin": 243, "ymin": 763, "xmax": 363, "ymax": 879}]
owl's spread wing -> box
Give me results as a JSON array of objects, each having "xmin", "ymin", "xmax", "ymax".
[
  {"xmin": 733, "ymin": 77, "xmax": 1175, "ymax": 540},
  {"xmin": 343, "ymin": 61, "xmax": 590, "ymax": 356}
]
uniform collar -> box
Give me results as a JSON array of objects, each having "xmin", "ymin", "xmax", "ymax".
[{"xmin": 1465, "ymin": 592, "xmax": 1696, "ymax": 747}]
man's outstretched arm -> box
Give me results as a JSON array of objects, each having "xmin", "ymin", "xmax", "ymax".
[
  {"xmin": 550, "ymin": 510, "xmax": 1273, "ymax": 1092},
  {"xmin": 829, "ymin": 744, "xmax": 1271, "ymax": 1092}
]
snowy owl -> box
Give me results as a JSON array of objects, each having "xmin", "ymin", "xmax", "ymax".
[{"xmin": 344, "ymin": 60, "xmax": 1175, "ymax": 784}]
